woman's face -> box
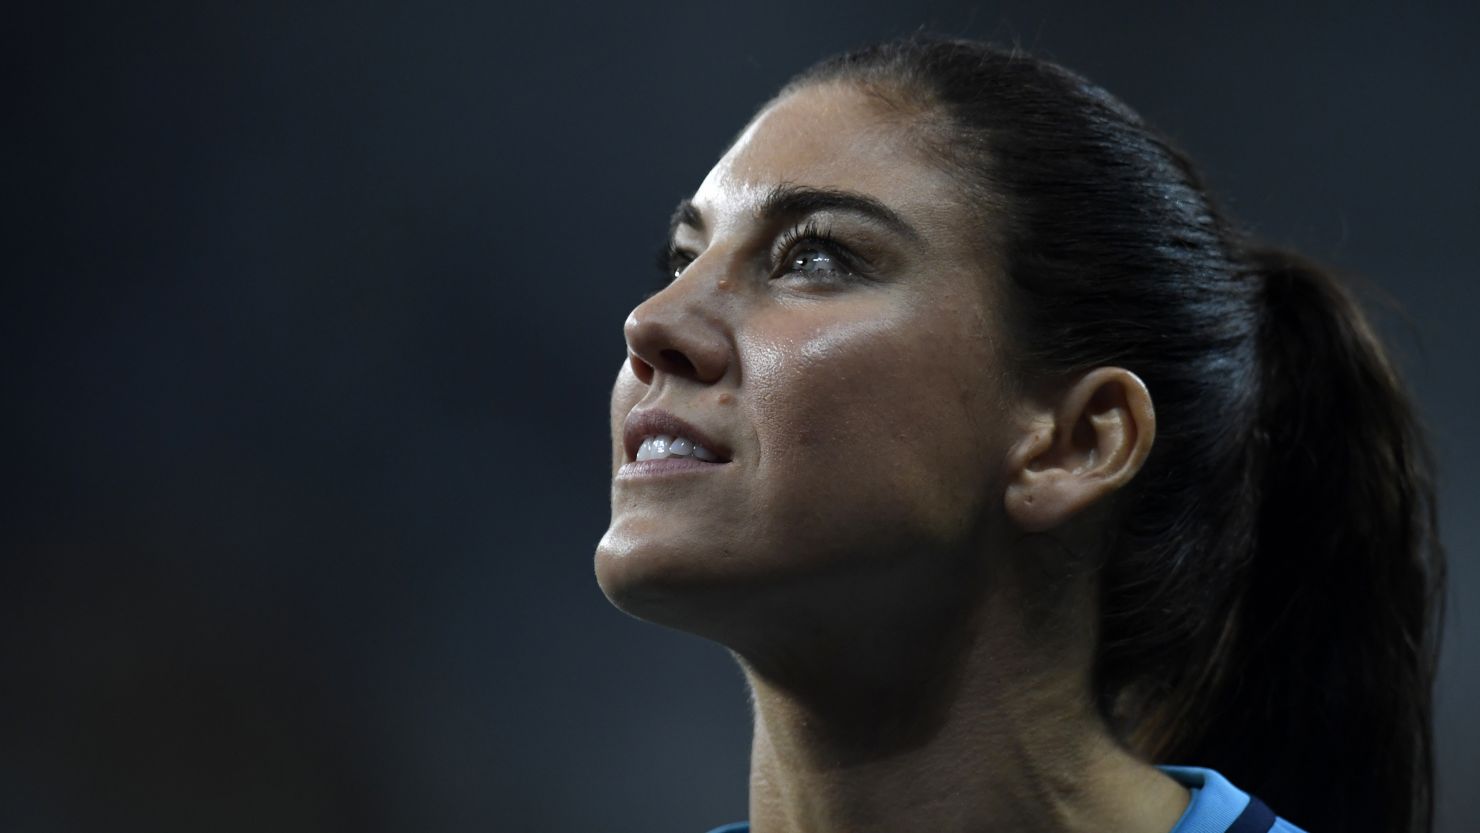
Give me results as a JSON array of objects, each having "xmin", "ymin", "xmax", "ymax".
[{"xmin": 596, "ymin": 82, "xmax": 1021, "ymax": 645}]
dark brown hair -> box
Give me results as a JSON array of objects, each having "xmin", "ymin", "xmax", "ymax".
[{"xmin": 786, "ymin": 37, "xmax": 1445, "ymax": 833}]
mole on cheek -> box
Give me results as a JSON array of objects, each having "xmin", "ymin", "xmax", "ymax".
[{"xmin": 718, "ymin": 392, "xmax": 734, "ymax": 405}]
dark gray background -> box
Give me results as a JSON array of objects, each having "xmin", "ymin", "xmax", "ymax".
[{"xmin": 6, "ymin": 2, "xmax": 1476, "ymax": 831}]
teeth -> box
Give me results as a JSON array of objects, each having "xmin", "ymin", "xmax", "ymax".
[{"xmin": 635, "ymin": 433, "xmax": 721, "ymax": 462}]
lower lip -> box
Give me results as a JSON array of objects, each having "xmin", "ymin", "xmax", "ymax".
[{"xmin": 616, "ymin": 458, "xmax": 730, "ymax": 478}]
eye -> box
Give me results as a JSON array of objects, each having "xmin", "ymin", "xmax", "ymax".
[
  {"xmin": 785, "ymin": 245, "xmax": 849, "ymax": 280},
  {"xmin": 655, "ymin": 242, "xmax": 695, "ymax": 283},
  {"xmin": 773, "ymin": 221, "xmax": 863, "ymax": 284}
]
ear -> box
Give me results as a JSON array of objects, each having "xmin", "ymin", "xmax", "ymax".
[{"xmin": 1003, "ymin": 368, "xmax": 1156, "ymax": 533}]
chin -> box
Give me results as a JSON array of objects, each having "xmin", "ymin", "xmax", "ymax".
[
  {"xmin": 595, "ymin": 519, "xmax": 739, "ymax": 629},
  {"xmin": 598, "ymin": 520, "xmax": 820, "ymax": 653}
]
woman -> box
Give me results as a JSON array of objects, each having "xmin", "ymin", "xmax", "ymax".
[{"xmin": 595, "ymin": 37, "xmax": 1444, "ymax": 833}]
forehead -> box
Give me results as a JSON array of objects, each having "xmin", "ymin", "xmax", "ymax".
[{"xmin": 692, "ymin": 83, "xmax": 964, "ymax": 228}]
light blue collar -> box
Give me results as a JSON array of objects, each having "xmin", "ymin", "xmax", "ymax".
[{"xmin": 1157, "ymin": 765, "xmax": 1252, "ymax": 833}]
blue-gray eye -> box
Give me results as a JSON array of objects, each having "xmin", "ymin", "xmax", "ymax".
[{"xmin": 788, "ymin": 246, "xmax": 849, "ymax": 279}]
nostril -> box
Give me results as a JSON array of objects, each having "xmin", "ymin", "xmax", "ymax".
[{"xmin": 659, "ymin": 348, "xmax": 696, "ymax": 376}]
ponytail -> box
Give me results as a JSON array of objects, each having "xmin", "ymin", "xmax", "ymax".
[{"xmin": 1171, "ymin": 247, "xmax": 1445, "ymax": 833}]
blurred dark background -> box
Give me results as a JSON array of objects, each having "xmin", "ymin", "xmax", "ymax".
[{"xmin": 5, "ymin": 2, "xmax": 1476, "ymax": 831}]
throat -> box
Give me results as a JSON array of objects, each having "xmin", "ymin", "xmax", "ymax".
[{"xmin": 736, "ymin": 614, "xmax": 1188, "ymax": 833}]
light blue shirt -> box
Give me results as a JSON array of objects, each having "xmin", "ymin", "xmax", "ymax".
[{"xmin": 702, "ymin": 765, "xmax": 1308, "ymax": 833}]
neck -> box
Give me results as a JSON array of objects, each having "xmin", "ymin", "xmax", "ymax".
[{"xmin": 735, "ymin": 577, "xmax": 1188, "ymax": 833}]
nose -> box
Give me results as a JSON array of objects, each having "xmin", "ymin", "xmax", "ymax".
[{"xmin": 623, "ymin": 274, "xmax": 730, "ymax": 387}]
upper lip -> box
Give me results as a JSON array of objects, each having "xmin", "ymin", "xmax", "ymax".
[{"xmin": 623, "ymin": 408, "xmax": 733, "ymax": 463}]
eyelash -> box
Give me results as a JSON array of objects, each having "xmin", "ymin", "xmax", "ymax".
[
  {"xmin": 655, "ymin": 241, "xmax": 689, "ymax": 285},
  {"xmin": 770, "ymin": 220, "xmax": 860, "ymax": 282},
  {"xmin": 653, "ymin": 220, "xmax": 863, "ymax": 290}
]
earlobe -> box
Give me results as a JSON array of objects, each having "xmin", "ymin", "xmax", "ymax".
[{"xmin": 1003, "ymin": 368, "xmax": 1156, "ymax": 533}]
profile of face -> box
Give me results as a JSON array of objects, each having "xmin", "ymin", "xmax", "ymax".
[{"xmin": 595, "ymin": 82, "xmax": 1032, "ymax": 658}]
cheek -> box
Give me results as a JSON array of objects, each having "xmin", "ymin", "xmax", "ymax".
[{"xmin": 744, "ymin": 298, "xmax": 1001, "ymax": 547}]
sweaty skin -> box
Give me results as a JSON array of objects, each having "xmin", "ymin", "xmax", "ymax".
[{"xmin": 596, "ymin": 82, "xmax": 1185, "ymax": 833}]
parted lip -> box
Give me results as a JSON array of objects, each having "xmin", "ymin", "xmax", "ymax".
[{"xmin": 622, "ymin": 408, "xmax": 733, "ymax": 463}]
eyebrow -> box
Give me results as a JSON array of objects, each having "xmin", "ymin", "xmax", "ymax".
[
  {"xmin": 668, "ymin": 199, "xmax": 704, "ymax": 240},
  {"xmin": 667, "ymin": 183, "xmax": 921, "ymax": 243}
]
